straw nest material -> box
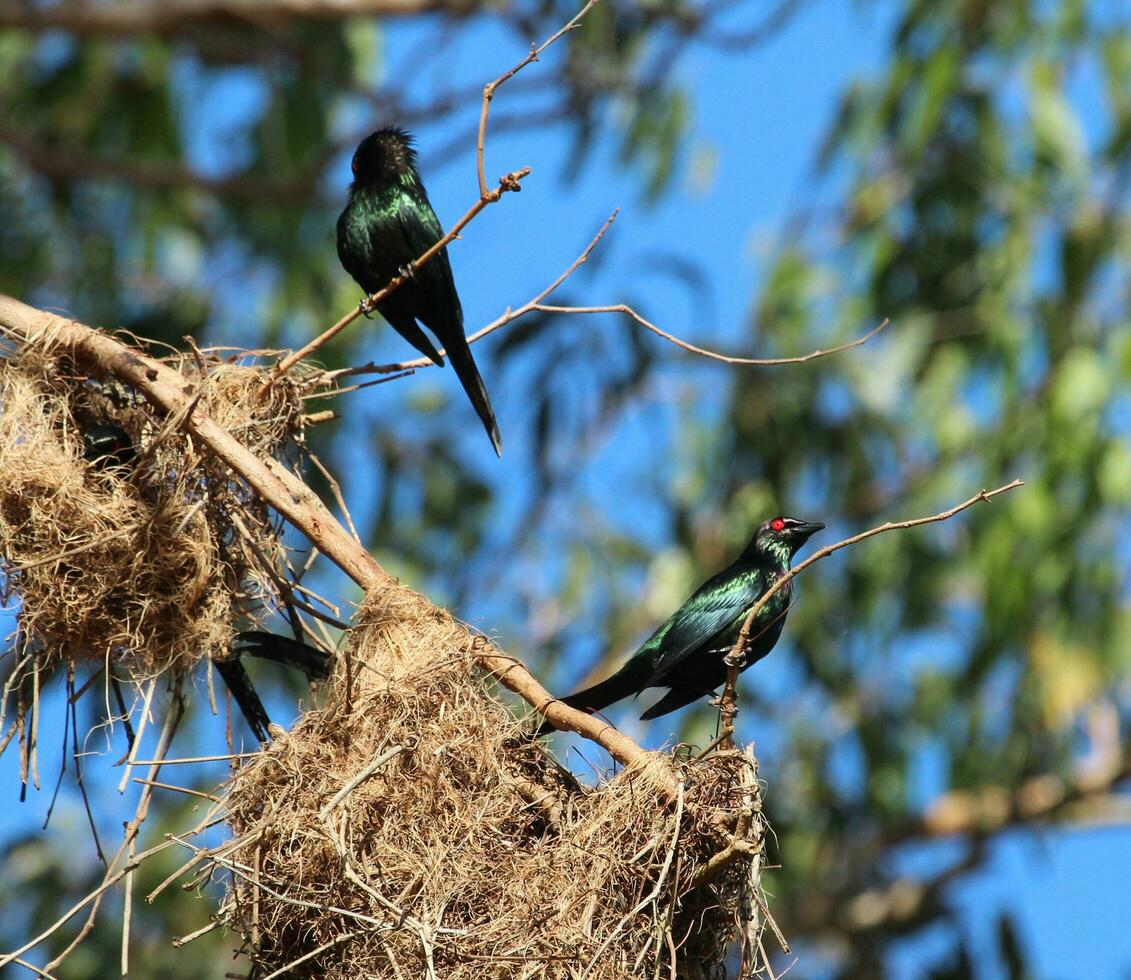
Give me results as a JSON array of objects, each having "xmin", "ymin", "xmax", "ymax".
[
  {"xmin": 218, "ymin": 586, "xmax": 769, "ymax": 979},
  {"xmin": 0, "ymin": 334, "xmax": 304, "ymax": 679}
]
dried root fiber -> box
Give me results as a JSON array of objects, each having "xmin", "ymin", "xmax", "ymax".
[
  {"xmin": 218, "ymin": 586, "xmax": 769, "ymax": 979},
  {"xmin": 0, "ymin": 334, "xmax": 304, "ymax": 680}
]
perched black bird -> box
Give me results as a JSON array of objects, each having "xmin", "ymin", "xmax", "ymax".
[
  {"xmin": 336, "ymin": 127, "xmax": 502, "ymax": 456},
  {"xmin": 543, "ymin": 516, "xmax": 824, "ymax": 730},
  {"xmin": 217, "ymin": 632, "xmax": 332, "ymax": 744},
  {"xmin": 81, "ymin": 422, "xmax": 136, "ymax": 470}
]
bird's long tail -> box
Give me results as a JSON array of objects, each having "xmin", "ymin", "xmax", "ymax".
[
  {"xmin": 233, "ymin": 631, "xmax": 332, "ymax": 681},
  {"xmin": 445, "ymin": 334, "xmax": 502, "ymax": 456},
  {"xmin": 213, "ymin": 657, "xmax": 271, "ymax": 744},
  {"xmin": 536, "ymin": 656, "xmax": 651, "ymax": 736}
]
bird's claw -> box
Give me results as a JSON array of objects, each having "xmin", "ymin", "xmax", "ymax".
[
  {"xmin": 397, "ymin": 261, "xmax": 418, "ymax": 282},
  {"xmin": 358, "ymin": 296, "xmax": 375, "ymax": 318}
]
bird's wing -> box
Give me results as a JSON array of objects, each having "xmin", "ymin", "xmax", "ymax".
[
  {"xmin": 643, "ymin": 564, "xmax": 766, "ymax": 688},
  {"xmin": 395, "ymin": 193, "xmax": 463, "ymax": 331}
]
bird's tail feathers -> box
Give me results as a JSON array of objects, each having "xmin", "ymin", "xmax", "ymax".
[
  {"xmin": 445, "ymin": 335, "xmax": 502, "ymax": 456},
  {"xmin": 233, "ymin": 631, "xmax": 332, "ymax": 681},
  {"xmin": 213, "ymin": 657, "xmax": 271, "ymax": 744},
  {"xmin": 535, "ymin": 657, "xmax": 651, "ymax": 737}
]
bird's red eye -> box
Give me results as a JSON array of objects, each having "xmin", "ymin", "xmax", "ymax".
[
  {"xmin": 351, "ymin": 157, "xmax": 359, "ymax": 175},
  {"xmin": 771, "ymin": 518, "xmax": 786, "ymax": 531}
]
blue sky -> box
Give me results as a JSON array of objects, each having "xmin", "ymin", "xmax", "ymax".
[{"xmin": 3, "ymin": 1, "xmax": 1130, "ymax": 976}]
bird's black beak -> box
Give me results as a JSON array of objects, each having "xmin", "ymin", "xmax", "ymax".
[{"xmin": 792, "ymin": 520, "xmax": 826, "ymax": 542}]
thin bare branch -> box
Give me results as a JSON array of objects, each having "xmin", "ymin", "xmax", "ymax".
[
  {"xmin": 477, "ymin": 0, "xmax": 600, "ymax": 196},
  {"xmin": 316, "ymin": 211, "xmax": 889, "ymax": 384},
  {"xmin": 530, "ymin": 307, "xmax": 890, "ymax": 367},
  {"xmin": 713, "ymin": 480, "xmax": 1025, "ymax": 748}
]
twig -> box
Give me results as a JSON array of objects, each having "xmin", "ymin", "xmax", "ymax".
[
  {"xmin": 124, "ymin": 752, "xmax": 259, "ymax": 765},
  {"xmin": 256, "ymin": 930, "xmax": 361, "ymax": 980},
  {"xmin": 476, "ymin": 0, "xmax": 599, "ymax": 196},
  {"xmin": 530, "ymin": 307, "xmax": 890, "ymax": 367},
  {"xmin": 319, "ymin": 743, "xmax": 409, "ymax": 819},
  {"xmin": 10, "ymin": 956, "xmax": 59, "ymax": 979},
  {"xmin": 117, "ymin": 678, "xmax": 156, "ymax": 793},
  {"xmin": 171, "ymin": 919, "xmax": 219, "ymax": 948},
  {"xmin": 714, "ymin": 480, "xmax": 1025, "ymax": 748},
  {"xmin": 131, "ymin": 778, "xmax": 222, "ymax": 803},
  {"xmin": 122, "ymin": 695, "xmax": 184, "ymax": 975}
]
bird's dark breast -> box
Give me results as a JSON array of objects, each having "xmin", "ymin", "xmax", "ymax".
[
  {"xmin": 338, "ymin": 187, "xmax": 449, "ymax": 327},
  {"xmin": 336, "ymin": 188, "xmax": 407, "ymax": 292}
]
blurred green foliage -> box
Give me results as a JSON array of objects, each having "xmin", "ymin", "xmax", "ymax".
[{"xmin": 1, "ymin": 0, "xmax": 1129, "ymax": 977}]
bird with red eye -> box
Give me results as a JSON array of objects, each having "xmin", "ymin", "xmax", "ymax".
[{"xmin": 539, "ymin": 514, "xmax": 825, "ymax": 731}]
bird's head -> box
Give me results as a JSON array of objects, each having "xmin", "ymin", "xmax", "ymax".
[
  {"xmin": 349, "ymin": 127, "xmax": 419, "ymax": 186},
  {"xmin": 749, "ymin": 516, "xmax": 825, "ymax": 563}
]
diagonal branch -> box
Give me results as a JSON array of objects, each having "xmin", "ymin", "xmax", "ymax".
[
  {"xmin": 0, "ymin": 294, "xmax": 652, "ymax": 771},
  {"xmin": 315, "ymin": 212, "xmax": 889, "ymax": 385}
]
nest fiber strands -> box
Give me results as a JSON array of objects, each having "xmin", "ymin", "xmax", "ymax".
[
  {"xmin": 219, "ymin": 587, "xmax": 768, "ymax": 978},
  {"xmin": 0, "ymin": 337, "xmax": 303, "ymax": 679}
]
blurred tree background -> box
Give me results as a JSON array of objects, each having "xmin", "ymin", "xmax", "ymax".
[{"xmin": 1, "ymin": 0, "xmax": 1129, "ymax": 977}]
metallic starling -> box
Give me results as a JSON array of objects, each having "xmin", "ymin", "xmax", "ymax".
[
  {"xmin": 543, "ymin": 516, "xmax": 824, "ymax": 730},
  {"xmin": 336, "ymin": 127, "xmax": 502, "ymax": 456}
]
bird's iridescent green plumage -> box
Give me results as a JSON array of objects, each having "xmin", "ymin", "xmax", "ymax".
[
  {"xmin": 336, "ymin": 127, "xmax": 501, "ymax": 455},
  {"xmin": 547, "ymin": 516, "xmax": 824, "ymax": 725}
]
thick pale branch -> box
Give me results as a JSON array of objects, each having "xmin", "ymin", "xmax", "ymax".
[{"xmin": 0, "ymin": 295, "xmax": 654, "ymax": 771}]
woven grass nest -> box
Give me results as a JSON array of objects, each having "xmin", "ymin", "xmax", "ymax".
[
  {"xmin": 0, "ymin": 333, "xmax": 304, "ymax": 680},
  {"xmin": 218, "ymin": 586, "xmax": 769, "ymax": 979}
]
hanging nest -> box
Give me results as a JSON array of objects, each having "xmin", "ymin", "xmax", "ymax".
[
  {"xmin": 216, "ymin": 585, "xmax": 770, "ymax": 978},
  {"xmin": 0, "ymin": 331, "xmax": 305, "ymax": 681}
]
